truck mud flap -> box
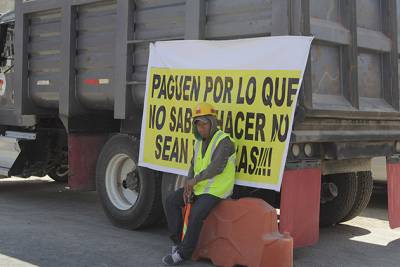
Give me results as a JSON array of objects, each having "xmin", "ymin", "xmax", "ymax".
[
  {"xmin": 68, "ymin": 133, "xmax": 107, "ymax": 190},
  {"xmin": 386, "ymin": 157, "xmax": 400, "ymax": 229},
  {"xmin": 279, "ymin": 166, "xmax": 321, "ymax": 248}
]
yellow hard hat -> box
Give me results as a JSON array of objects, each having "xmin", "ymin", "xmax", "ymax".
[{"xmin": 192, "ymin": 102, "xmax": 217, "ymax": 119}]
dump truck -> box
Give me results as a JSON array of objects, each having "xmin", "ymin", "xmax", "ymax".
[{"xmin": 1, "ymin": 0, "xmax": 400, "ymax": 247}]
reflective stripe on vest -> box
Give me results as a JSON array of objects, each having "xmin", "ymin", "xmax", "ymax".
[
  {"xmin": 204, "ymin": 152, "xmax": 236, "ymax": 195},
  {"xmin": 202, "ymin": 131, "xmax": 224, "ymax": 194},
  {"xmin": 193, "ymin": 130, "xmax": 236, "ymax": 198},
  {"xmin": 193, "ymin": 140, "xmax": 201, "ymax": 162}
]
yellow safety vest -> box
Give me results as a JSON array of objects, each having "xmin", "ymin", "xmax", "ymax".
[{"xmin": 193, "ymin": 130, "xmax": 236, "ymax": 199}]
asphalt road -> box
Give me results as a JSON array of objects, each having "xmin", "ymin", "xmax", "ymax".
[{"xmin": 0, "ymin": 177, "xmax": 399, "ymax": 267}]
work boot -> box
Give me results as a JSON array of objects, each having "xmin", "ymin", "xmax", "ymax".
[{"xmin": 162, "ymin": 251, "xmax": 185, "ymax": 266}]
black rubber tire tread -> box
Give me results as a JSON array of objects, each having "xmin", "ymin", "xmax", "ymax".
[
  {"xmin": 340, "ymin": 171, "xmax": 373, "ymax": 222},
  {"xmin": 320, "ymin": 172, "xmax": 358, "ymax": 227},
  {"xmin": 161, "ymin": 173, "xmax": 176, "ymax": 216},
  {"xmin": 96, "ymin": 134, "xmax": 163, "ymax": 229},
  {"xmin": 161, "ymin": 172, "xmax": 187, "ymax": 217}
]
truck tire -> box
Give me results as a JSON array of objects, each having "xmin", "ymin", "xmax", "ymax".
[
  {"xmin": 161, "ymin": 173, "xmax": 186, "ymax": 215},
  {"xmin": 96, "ymin": 134, "xmax": 163, "ymax": 229},
  {"xmin": 320, "ymin": 172, "xmax": 358, "ymax": 227},
  {"xmin": 340, "ymin": 171, "xmax": 373, "ymax": 222}
]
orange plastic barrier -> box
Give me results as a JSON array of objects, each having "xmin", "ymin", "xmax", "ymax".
[{"xmin": 192, "ymin": 198, "xmax": 293, "ymax": 267}]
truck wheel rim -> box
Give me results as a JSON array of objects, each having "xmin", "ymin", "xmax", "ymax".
[{"xmin": 105, "ymin": 153, "xmax": 139, "ymax": 210}]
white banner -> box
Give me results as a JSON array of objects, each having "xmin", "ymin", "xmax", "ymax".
[{"xmin": 139, "ymin": 36, "xmax": 313, "ymax": 191}]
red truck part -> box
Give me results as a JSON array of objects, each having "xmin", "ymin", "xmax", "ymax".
[
  {"xmin": 280, "ymin": 167, "xmax": 321, "ymax": 248},
  {"xmin": 387, "ymin": 158, "xmax": 400, "ymax": 229},
  {"xmin": 68, "ymin": 134, "xmax": 107, "ymax": 191}
]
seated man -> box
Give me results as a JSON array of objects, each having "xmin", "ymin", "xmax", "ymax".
[{"xmin": 162, "ymin": 102, "xmax": 236, "ymax": 266}]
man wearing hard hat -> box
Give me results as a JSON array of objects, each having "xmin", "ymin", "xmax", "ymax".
[{"xmin": 162, "ymin": 103, "xmax": 236, "ymax": 266}]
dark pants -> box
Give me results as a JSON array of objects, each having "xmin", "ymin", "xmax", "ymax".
[{"xmin": 165, "ymin": 187, "xmax": 221, "ymax": 259}]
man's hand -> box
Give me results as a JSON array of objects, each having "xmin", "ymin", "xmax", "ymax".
[
  {"xmin": 183, "ymin": 185, "xmax": 192, "ymax": 204},
  {"xmin": 183, "ymin": 177, "xmax": 197, "ymax": 204},
  {"xmin": 185, "ymin": 177, "xmax": 197, "ymax": 187},
  {"xmin": 184, "ymin": 175, "xmax": 198, "ymax": 189}
]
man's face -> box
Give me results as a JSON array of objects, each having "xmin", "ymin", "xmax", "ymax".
[{"xmin": 196, "ymin": 119, "xmax": 211, "ymax": 139}]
